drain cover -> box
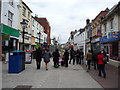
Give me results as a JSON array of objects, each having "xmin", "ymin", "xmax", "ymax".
[
  {"xmin": 73, "ymin": 69, "xmax": 80, "ymax": 71},
  {"xmin": 13, "ymin": 85, "xmax": 32, "ymax": 90}
]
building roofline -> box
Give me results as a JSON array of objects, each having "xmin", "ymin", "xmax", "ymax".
[{"xmin": 21, "ymin": 0, "xmax": 32, "ymax": 13}]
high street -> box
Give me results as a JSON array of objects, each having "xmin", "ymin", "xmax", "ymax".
[{"xmin": 2, "ymin": 59, "xmax": 102, "ymax": 89}]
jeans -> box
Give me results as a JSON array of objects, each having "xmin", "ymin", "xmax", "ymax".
[
  {"xmin": 87, "ymin": 60, "xmax": 91, "ymax": 70},
  {"xmin": 98, "ymin": 64, "xmax": 106, "ymax": 77}
]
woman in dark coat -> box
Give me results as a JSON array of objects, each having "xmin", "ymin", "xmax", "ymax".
[
  {"xmin": 35, "ymin": 46, "xmax": 43, "ymax": 69},
  {"xmin": 63, "ymin": 49, "xmax": 69, "ymax": 67},
  {"xmin": 52, "ymin": 49, "xmax": 60, "ymax": 68},
  {"xmin": 43, "ymin": 49, "xmax": 51, "ymax": 70}
]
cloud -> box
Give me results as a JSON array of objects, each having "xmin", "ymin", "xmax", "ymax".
[{"xmin": 23, "ymin": 0, "xmax": 119, "ymax": 43}]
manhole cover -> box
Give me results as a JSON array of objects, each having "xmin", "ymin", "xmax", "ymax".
[
  {"xmin": 73, "ymin": 69, "xmax": 80, "ymax": 71},
  {"xmin": 13, "ymin": 85, "xmax": 32, "ymax": 90}
]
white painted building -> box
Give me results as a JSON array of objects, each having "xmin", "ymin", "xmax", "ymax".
[
  {"xmin": 101, "ymin": 2, "xmax": 120, "ymax": 67},
  {"xmin": 1, "ymin": 0, "xmax": 20, "ymax": 30},
  {"xmin": 32, "ymin": 16, "xmax": 47, "ymax": 47},
  {"xmin": 74, "ymin": 29, "xmax": 86, "ymax": 55},
  {"xmin": 1, "ymin": 0, "xmax": 20, "ymax": 51}
]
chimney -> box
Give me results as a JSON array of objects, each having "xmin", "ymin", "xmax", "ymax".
[
  {"xmin": 86, "ymin": 19, "xmax": 90, "ymax": 25},
  {"xmin": 105, "ymin": 8, "xmax": 109, "ymax": 11}
]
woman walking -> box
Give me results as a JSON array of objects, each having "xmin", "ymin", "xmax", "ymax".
[
  {"xmin": 43, "ymin": 49, "xmax": 51, "ymax": 70},
  {"xmin": 97, "ymin": 51, "xmax": 106, "ymax": 78}
]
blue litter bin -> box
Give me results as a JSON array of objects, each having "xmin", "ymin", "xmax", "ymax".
[{"xmin": 8, "ymin": 51, "xmax": 25, "ymax": 73}]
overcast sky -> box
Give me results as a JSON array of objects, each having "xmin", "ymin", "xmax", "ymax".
[{"xmin": 23, "ymin": 0, "xmax": 119, "ymax": 44}]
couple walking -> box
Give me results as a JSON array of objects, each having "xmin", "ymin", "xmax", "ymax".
[
  {"xmin": 86, "ymin": 49, "xmax": 106, "ymax": 78},
  {"xmin": 35, "ymin": 46, "xmax": 51, "ymax": 70}
]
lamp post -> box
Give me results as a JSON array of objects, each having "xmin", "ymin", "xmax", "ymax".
[
  {"xmin": 90, "ymin": 37, "xmax": 93, "ymax": 53},
  {"xmin": 38, "ymin": 32, "xmax": 41, "ymax": 45},
  {"xmin": 20, "ymin": 19, "xmax": 28, "ymax": 51}
]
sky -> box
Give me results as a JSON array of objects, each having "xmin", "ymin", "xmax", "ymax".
[{"xmin": 23, "ymin": 0, "xmax": 119, "ymax": 44}]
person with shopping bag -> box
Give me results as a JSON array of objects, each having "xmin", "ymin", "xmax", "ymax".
[
  {"xmin": 97, "ymin": 51, "xmax": 106, "ymax": 78},
  {"xmin": 52, "ymin": 49, "xmax": 60, "ymax": 68}
]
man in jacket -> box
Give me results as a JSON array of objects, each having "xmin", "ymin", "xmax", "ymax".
[
  {"xmin": 35, "ymin": 46, "xmax": 43, "ymax": 69},
  {"xmin": 86, "ymin": 50, "xmax": 93, "ymax": 72}
]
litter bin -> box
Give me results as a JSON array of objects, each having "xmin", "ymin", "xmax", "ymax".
[{"xmin": 8, "ymin": 51, "xmax": 25, "ymax": 73}]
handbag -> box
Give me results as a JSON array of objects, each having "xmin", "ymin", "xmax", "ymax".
[{"xmin": 103, "ymin": 57, "xmax": 107, "ymax": 64}]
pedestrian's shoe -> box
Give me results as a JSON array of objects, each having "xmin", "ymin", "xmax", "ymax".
[
  {"xmin": 103, "ymin": 74, "xmax": 106, "ymax": 78},
  {"xmin": 86, "ymin": 70, "xmax": 89, "ymax": 72},
  {"xmin": 46, "ymin": 68, "xmax": 48, "ymax": 70},
  {"xmin": 98, "ymin": 74, "xmax": 101, "ymax": 77}
]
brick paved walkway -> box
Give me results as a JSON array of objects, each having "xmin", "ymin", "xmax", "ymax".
[{"xmin": 81, "ymin": 63, "xmax": 119, "ymax": 89}]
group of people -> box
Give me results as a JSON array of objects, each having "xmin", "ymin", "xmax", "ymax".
[{"xmin": 35, "ymin": 45, "xmax": 107, "ymax": 78}]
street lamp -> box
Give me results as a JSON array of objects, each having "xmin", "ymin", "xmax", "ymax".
[
  {"xmin": 38, "ymin": 32, "xmax": 41, "ymax": 45},
  {"xmin": 90, "ymin": 37, "xmax": 93, "ymax": 53},
  {"xmin": 20, "ymin": 19, "xmax": 28, "ymax": 51}
]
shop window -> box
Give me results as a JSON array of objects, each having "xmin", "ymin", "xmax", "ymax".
[{"xmin": 112, "ymin": 42, "xmax": 118, "ymax": 56}]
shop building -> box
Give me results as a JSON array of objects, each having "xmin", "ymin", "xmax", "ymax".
[
  {"xmin": 91, "ymin": 8, "xmax": 109, "ymax": 52},
  {"xmin": 85, "ymin": 19, "xmax": 92, "ymax": 54},
  {"xmin": 1, "ymin": 0, "xmax": 20, "ymax": 53},
  {"xmin": 100, "ymin": 2, "xmax": 120, "ymax": 67},
  {"xmin": 18, "ymin": 1, "xmax": 32, "ymax": 51}
]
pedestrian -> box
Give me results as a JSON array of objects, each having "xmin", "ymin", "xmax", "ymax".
[
  {"xmin": 52, "ymin": 48, "xmax": 60, "ymax": 68},
  {"xmin": 93, "ymin": 49, "xmax": 99, "ymax": 69},
  {"xmin": 86, "ymin": 50, "xmax": 93, "ymax": 72},
  {"xmin": 35, "ymin": 46, "xmax": 43, "ymax": 69},
  {"xmin": 43, "ymin": 49, "xmax": 51, "ymax": 70},
  {"xmin": 63, "ymin": 49, "xmax": 69, "ymax": 67},
  {"xmin": 69, "ymin": 48, "xmax": 75, "ymax": 65},
  {"xmin": 76, "ymin": 49, "xmax": 80, "ymax": 64},
  {"xmin": 79, "ymin": 49, "xmax": 84, "ymax": 64},
  {"xmin": 97, "ymin": 51, "xmax": 106, "ymax": 78}
]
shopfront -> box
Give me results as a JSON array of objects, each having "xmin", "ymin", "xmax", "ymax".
[
  {"xmin": 91, "ymin": 37, "xmax": 101, "ymax": 52},
  {"xmin": 100, "ymin": 32, "xmax": 119, "ymax": 61},
  {"xmin": 1, "ymin": 24, "xmax": 19, "ymax": 54}
]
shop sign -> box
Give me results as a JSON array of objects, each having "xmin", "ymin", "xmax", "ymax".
[
  {"xmin": 97, "ymin": 28, "xmax": 102, "ymax": 36},
  {"xmin": 100, "ymin": 36, "xmax": 119, "ymax": 43},
  {"xmin": 107, "ymin": 31, "xmax": 119, "ymax": 39},
  {"xmin": 2, "ymin": 24, "xmax": 19, "ymax": 37}
]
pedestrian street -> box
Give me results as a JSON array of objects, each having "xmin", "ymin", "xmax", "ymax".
[{"xmin": 2, "ymin": 59, "xmax": 103, "ymax": 88}]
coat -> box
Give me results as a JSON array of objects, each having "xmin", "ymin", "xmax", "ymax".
[
  {"xmin": 86, "ymin": 52, "xmax": 93, "ymax": 60},
  {"xmin": 35, "ymin": 48, "xmax": 43, "ymax": 61},
  {"xmin": 52, "ymin": 51, "xmax": 60, "ymax": 61},
  {"xmin": 63, "ymin": 51, "xmax": 69, "ymax": 61},
  {"xmin": 97, "ymin": 54, "xmax": 105, "ymax": 64},
  {"xmin": 43, "ymin": 51, "xmax": 51, "ymax": 63}
]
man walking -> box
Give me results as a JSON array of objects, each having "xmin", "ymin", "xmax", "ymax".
[{"xmin": 35, "ymin": 46, "xmax": 43, "ymax": 69}]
